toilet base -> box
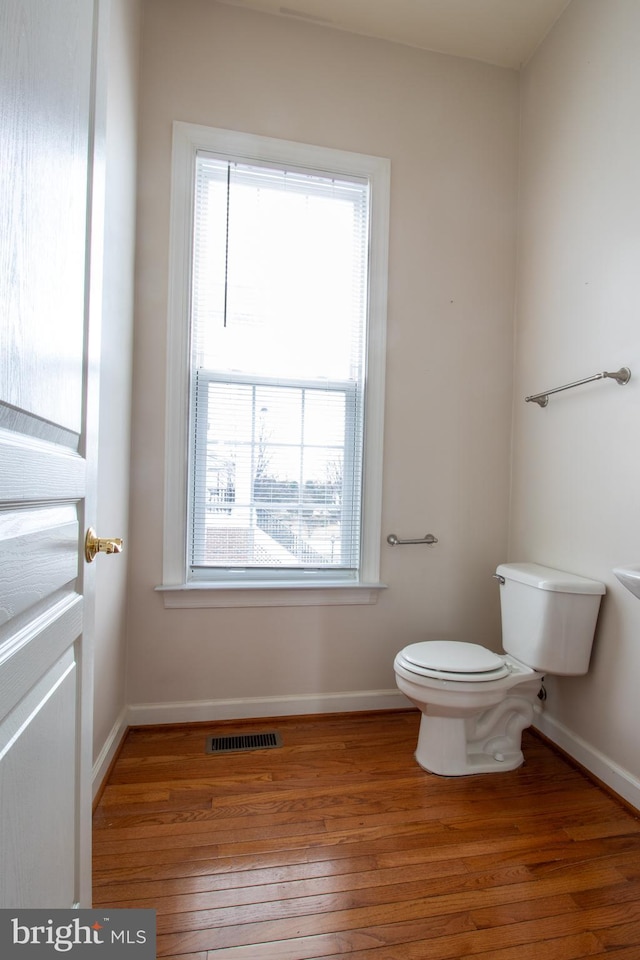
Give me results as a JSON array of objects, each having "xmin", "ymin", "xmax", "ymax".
[{"xmin": 414, "ymin": 691, "xmax": 538, "ymax": 776}]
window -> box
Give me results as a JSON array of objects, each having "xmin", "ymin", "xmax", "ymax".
[{"xmin": 160, "ymin": 124, "xmax": 390, "ymax": 607}]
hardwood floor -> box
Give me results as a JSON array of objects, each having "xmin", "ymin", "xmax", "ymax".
[{"xmin": 92, "ymin": 711, "xmax": 640, "ymax": 959}]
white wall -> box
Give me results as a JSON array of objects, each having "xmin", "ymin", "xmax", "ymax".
[
  {"xmin": 126, "ymin": 0, "xmax": 519, "ymax": 720},
  {"xmin": 512, "ymin": 0, "xmax": 640, "ymax": 804},
  {"xmin": 93, "ymin": 0, "xmax": 142, "ymax": 784}
]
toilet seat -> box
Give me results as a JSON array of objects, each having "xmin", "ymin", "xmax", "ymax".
[{"xmin": 397, "ymin": 640, "xmax": 511, "ymax": 682}]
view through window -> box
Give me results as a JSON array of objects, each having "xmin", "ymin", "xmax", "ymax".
[{"xmin": 188, "ymin": 155, "xmax": 370, "ymax": 579}]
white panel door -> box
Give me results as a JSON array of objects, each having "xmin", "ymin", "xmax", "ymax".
[{"xmin": 0, "ymin": 0, "xmax": 103, "ymax": 907}]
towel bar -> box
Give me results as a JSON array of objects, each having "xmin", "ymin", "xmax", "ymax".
[
  {"xmin": 387, "ymin": 533, "xmax": 438, "ymax": 546},
  {"xmin": 525, "ymin": 366, "xmax": 630, "ymax": 407}
]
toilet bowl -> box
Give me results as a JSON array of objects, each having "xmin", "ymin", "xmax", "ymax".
[
  {"xmin": 394, "ymin": 562, "xmax": 605, "ymax": 777},
  {"xmin": 394, "ymin": 642, "xmax": 543, "ymax": 776}
]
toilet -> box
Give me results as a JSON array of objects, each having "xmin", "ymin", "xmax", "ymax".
[{"xmin": 394, "ymin": 562, "xmax": 605, "ymax": 776}]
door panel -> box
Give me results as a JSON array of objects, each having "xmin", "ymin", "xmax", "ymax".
[
  {"xmin": 0, "ymin": 0, "xmax": 93, "ymax": 433},
  {"xmin": 0, "ymin": 0, "xmax": 98, "ymax": 907},
  {"xmin": 0, "ymin": 651, "xmax": 78, "ymax": 907},
  {"xmin": 0, "ymin": 428, "xmax": 86, "ymax": 501},
  {"xmin": 0, "ymin": 505, "xmax": 79, "ymax": 626}
]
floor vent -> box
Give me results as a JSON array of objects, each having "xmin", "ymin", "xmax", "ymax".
[{"xmin": 205, "ymin": 731, "xmax": 283, "ymax": 754}]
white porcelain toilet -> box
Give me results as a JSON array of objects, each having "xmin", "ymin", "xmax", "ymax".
[{"xmin": 394, "ymin": 562, "xmax": 605, "ymax": 776}]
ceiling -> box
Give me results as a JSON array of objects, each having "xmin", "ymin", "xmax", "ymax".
[
  {"xmin": 215, "ymin": 0, "xmax": 571, "ymax": 70},
  {"xmin": 217, "ymin": 0, "xmax": 571, "ymax": 69}
]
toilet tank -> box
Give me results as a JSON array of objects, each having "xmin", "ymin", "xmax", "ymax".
[{"xmin": 496, "ymin": 562, "xmax": 605, "ymax": 675}]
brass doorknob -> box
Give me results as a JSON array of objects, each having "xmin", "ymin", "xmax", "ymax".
[{"xmin": 85, "ymin": 527, "xmax": 124, "ymax": 563}]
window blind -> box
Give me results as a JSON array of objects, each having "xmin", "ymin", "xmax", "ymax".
[{"xmin": 189, "ymin": 153, "xmax": 370, "ymax": 577}]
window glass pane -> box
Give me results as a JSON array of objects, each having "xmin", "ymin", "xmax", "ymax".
[
  {"xmin": 255, "ymin": 385, "xmax": 302, "ymax": 445},
  {"xmin": 302, "ymin": 390, "xmax": 346, "ymax": 447},
  {"xmin": 191, "ymin": 379, "xmax": 358, "ymax": 571},
  {"xmin": 193, "ymin": 158, "xmax": 368, "ymax": 382}
]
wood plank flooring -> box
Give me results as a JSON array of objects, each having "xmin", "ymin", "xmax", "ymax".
[{"xmin": 92, "ymin": 711, "xmax": 640, "ymax": 959}]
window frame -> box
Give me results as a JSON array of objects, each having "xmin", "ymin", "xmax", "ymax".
[{"xmin": 158, "ymin": 122, "xmax": 390, "ymax": 608}]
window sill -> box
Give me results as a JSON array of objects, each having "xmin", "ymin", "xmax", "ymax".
[{"xmin": 155, "ymin": 581, "xmax": 387, "ymax": 609}]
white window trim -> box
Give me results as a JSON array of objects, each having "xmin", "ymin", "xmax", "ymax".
[{"xmin": 158, "ymin": 122, "xmax": 390, "ymax": 608}]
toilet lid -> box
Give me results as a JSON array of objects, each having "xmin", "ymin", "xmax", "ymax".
[{"xmin": 399, "ymin": 641, "xmax": 510, "ymax": 681}]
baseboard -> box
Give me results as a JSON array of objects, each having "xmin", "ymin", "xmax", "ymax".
[
  {"xmin": 533, "ymin": 711, "xmax": 640, "ymax": 812},
  {"xmin": 92, "ymin": 706, "xmax": 129, "ymax": 803},
  {"xmin": 126, "ymin": 689, "xmax": 410, "ymax": 727}
]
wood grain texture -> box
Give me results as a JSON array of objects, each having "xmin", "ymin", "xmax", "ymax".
[
  {"xmin": 93, "ymin": 711, "xmax": 640, "ymax": 959},
  {"xmin": 0, "ymin": 0, "xmax": 92, "ymax": 434},
  {"xmin": 0, "ymin": 506, "xmax": 78, "ymax": 626}
]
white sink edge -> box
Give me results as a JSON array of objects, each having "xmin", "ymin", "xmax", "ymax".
[{"xmin": 613, "ymin": 565, "xmax": 640, "ymax": 599}]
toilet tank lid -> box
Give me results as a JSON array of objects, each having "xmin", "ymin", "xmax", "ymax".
[{"xmin": 496, "ymin": 562, "xmax": 606, "ymax": 595}]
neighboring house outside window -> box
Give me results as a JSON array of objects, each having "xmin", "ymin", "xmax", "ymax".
[{"xmin": 159, "ymin": 123, "xmax": 390, "ymax": 608}]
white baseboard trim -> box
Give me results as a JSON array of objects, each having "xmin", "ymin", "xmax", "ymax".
[
  {"xmin": 92, "ymin": 707, "xmax": 129, "ymax": 801},
  {"xmin": 534, "ymin": 711, "xmax": 640, "ymax": 811},
  {"xmin": 126, "ymin": 689, "xmax": 410, "ymax": 727}
]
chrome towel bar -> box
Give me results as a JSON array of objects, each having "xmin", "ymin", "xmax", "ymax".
[
  {"xmin": 525, "ymin": 366, "xmax": 631, "ymax": 407},
  {"xmin": 387, "ymin": 533, "xmax": 438, "ymax": 546}
]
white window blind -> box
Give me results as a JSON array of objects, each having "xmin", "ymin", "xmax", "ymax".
[{"xmin": 188, "ymin": 153, "xmax": 371, "ymax": 579}]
